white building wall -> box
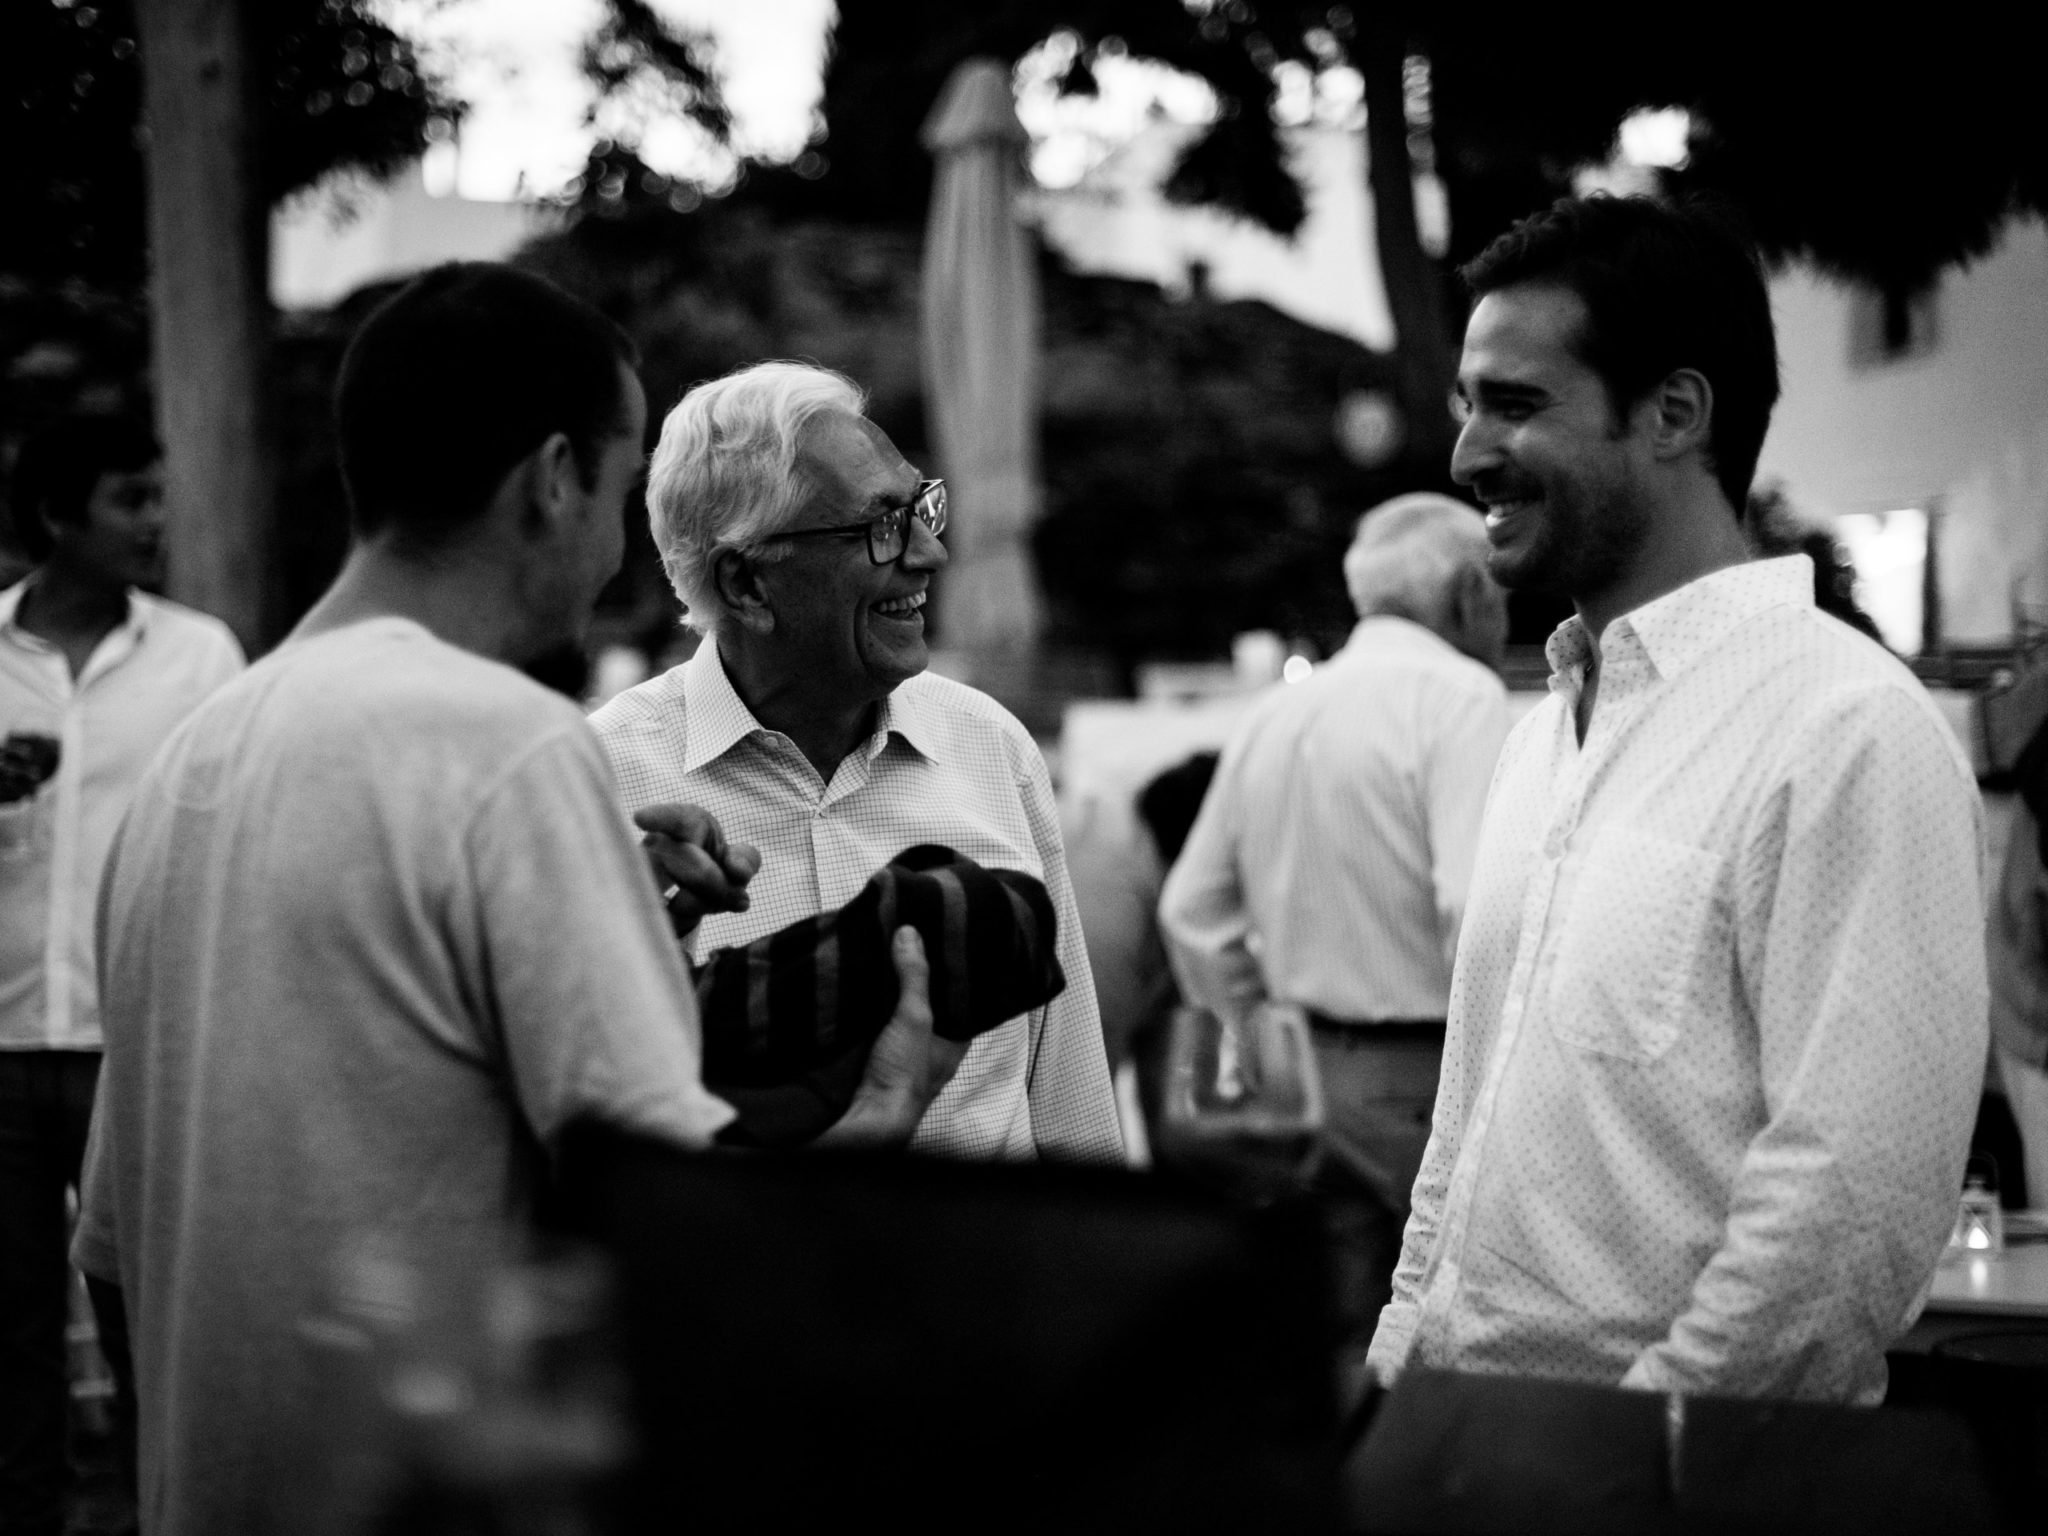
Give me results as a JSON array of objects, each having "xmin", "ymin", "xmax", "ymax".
[
  {"xmin": 1033, "ymin": 122, "xmax": 1404, "ymax": 351},
  {"xmin": 1757, "ymin": 218, "xmax": 2048, "ymax": 645},
  {"xmin": 270, "ymin": 170, "xmax": 557, "ymax": 312}
]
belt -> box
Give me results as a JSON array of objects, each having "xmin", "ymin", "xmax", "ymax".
[{"xmin": 1305, "ymin": 1013, "xmax": 1446, "ymax": 1043}]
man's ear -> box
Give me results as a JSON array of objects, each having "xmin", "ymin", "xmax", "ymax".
[
  {"xmin": 1451, "ymin": 561, "xmax": 1485, "ymax": 628},
  {"xmin": 521, "ymin": 431, "xmax": 582, "ymax": 537},
  {"xmin": 1646, "ymin": 368, "xmax": 1713, "ymax": 461},
  {"xmin": 1447, "ymin": 563, "xmax": 1493, "ymax": 647},
  {"xmin": 711, "ymin": 548, "xmax": 776, "ymax": 636}
]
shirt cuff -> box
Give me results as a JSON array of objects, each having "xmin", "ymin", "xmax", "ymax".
[
  {"xmin": 1618, "ymin": 1349, "xmax": 1681, "ymax": 1394},
  {"xmin": 1365, "ymin": 1302, "xmax": 1420, "ymax": 1386},
  {"xmin": 71, "ymin": 1216, "xmax": 118, "ymax": 1284}
]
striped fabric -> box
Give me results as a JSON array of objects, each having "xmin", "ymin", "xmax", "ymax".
[{"xmin": 698, "ymin": 845, "xmax": 1065, "ymax": 1146}]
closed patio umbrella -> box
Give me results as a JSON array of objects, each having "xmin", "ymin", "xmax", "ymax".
[{"xmin": 920, "ymin": 56, "xmax": 1044, "ymax": 663}]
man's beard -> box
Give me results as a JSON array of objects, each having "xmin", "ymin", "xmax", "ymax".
[{"xmin": 1488, "ymin": 464, "xmax": 1650, "ymax": 601}]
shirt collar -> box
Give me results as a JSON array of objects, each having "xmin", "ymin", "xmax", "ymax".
[
  {"xmin": 678, "ymin": 639, "xmax": 770, "ymax": 773},
  {"xmin": 1345, "ymin": 613, "xmax": 1462, "ymax": 659},
  {"xmin": 679, "ymin": 640, "xmax": 940, "ymax": 773},
  {"xmin": 0, "ymin": 578, "xmax": 151, "ymax": 648},
  {"xmin": 874, "ymin": 676, "xmax": 943, "ymax": 762},
  {"xmin": 1544, "ymin": 555, "xmax": 1813, "ymax": 693}
]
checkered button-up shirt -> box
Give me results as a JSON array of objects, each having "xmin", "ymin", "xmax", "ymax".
[
  {"xmin": 591, "ymin": 642, "xmax": 1123, "ymax": 1165},
  {"xmin": 1368, "ymin": 557, "xmax": 1987, "ymax": 1403}
]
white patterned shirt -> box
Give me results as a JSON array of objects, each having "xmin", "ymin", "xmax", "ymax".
[
  {"xmin": 1367, "ymin": 557, "xmax": 1987, "ymax": 1404},
  {"xmin": 591, "ymin": 642, "xmax": 1123, "ymax": 1165},
  {"xmin": 1159, "ymin": 617, "xmax": 1511, "ymax": 1026},
  {"xmin": 1, "ymin": 581, "xmax": 243, "ymax": 1049}
]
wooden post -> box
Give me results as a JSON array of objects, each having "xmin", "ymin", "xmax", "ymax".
[{"xmin": 134, "ymin": 0, "xmax": 276, "ymax": 652}]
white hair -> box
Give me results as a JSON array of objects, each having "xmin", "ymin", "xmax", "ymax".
[
  {"xmin": 1342, "ymin": 492, "xmax": 1490, "ymax": 624},
  {"xmin": 645, "ymin": 360, "xmax": 868, "ymax": 633}
]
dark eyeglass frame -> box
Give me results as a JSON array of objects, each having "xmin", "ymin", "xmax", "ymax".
[{"xmin": 779, "ymin": 478, "xmax": 947, "ymax": 565}]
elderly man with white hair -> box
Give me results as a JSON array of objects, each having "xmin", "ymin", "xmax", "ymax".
[
  {"xmin": 1159, "ymin": 492, "xmax": 1511, "ymax": 1374},
  {"xmin": 590, "ymin": 361, "xmax": 1122, "ymax": 1165}
]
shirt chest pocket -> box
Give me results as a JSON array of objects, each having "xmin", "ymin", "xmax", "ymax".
[{"xmin": 1542, "ymin": 828, "xmax": 1726, "ymax": 1064}]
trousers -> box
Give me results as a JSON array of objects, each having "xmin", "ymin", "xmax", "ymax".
[
  {"xmin": 1305, "ymin": 1020, "xmax": 1444, "ymax": 1378},
  {"xmin": 0, "ymin": 1049, "xmax": 100, "ymax": 1536}
]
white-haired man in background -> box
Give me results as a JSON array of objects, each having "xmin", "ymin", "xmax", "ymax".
[
  {"xmin": 591, "ymin": 362, "xmax": 1123, "ymax": 1165},
  {"xmin": 1159, "ymin": 493, "xmax": 1512, "ymax": 1377}
]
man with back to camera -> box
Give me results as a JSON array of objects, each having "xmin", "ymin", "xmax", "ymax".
[
  {"xmin": 1159, "ymin": 493, "xmax": 1511, "ymax": 1382},
  {"xmin": 1366, "ymin": 195, "xmax": 1986, "ymax": 1403},
  {"xmin": 0, "ymin": 414, "xmax": 242, "ymax": 1536},
  {"xmin": 591, "ymin": 361, "xmax": 1124, "ymax": 1165},
  {"xmin": 71, "ymin": 265, "xmax": 955, "ymax": 1536}
]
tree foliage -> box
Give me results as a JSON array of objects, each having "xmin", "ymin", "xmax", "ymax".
[
  {"xmin": 0, "ymin": 0, "xmax": 459, "ymax": 291},
  {"xmin": 738, "ymin": 2, "xmax": 2045, "ymax": 298},
  {"xmin": 578, "ymin": 0, "xmax": 730, "ymax": 149}
]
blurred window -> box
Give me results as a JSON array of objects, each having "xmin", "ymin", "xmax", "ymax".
[
  {"xmin": 1848, "ymin": 282, "xmax": 1939, "ymax": 367},
  {"xmin": 1833, "ymin": 507, "xmax": 1928, "ymax": 653}
]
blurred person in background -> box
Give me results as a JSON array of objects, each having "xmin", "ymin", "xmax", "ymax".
[
  {"xmin": 1989, "ymin": 718, "xmax": 2048, "ymax": 1207},
  {"xmin": 1064, "ymin": 750, "xmax": 1219, "ymax": 1070},
  {"xmin": 1369, "ymin": 195, "xmax": 1985, "ymax": 1405},
  {"xmin": 1063, "ymin": 748, "xmax": 1219, "ymax": 1151},
  {"xmin": 592, "ymin": 361, "xmax": 1122, "ymax": 1167},
  {"xmin": 0, "ymin": 413, "xmax": 242, "ymax": 1536},
  {"xmin": 1745, "ymin": 484, "xmax": 1886, "ymax": 645},
  {"xmin": 71, "ymin": 267, "xmax": 952, "ymax": 1536},
  {"xmin": 1158, "ymin": 494, "xmax": 1510, "ymax": 1383}
]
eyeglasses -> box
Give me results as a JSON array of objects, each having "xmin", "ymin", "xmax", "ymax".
[{"xmin": 779, "ymin": 479, "xmax": 947, "ymax": 565}]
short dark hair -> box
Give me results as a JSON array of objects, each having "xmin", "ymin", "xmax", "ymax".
[
  {"xmin": 335, "ymin": 263, "xmax": 637, "ymax": 543},
  {"xmin": 1460, "ymin": 195, "xmax": 1780, "ymax": 512},
  {"xmin": 7, "ymin": 413, "xmax": 160, "ymax": 560}
]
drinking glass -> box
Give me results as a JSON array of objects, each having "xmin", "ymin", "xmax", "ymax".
[
  {"xmin": 1155, "ymin": 1001, "xmax": 1324, "ymax": 1204},
  {"xmin": 0, "ymin": 708, "xmax": 62, "ymax": 861}
]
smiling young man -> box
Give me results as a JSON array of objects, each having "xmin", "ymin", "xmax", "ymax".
[
  {"xmin": 0, "ymin": 415, "xmax": 242, "ymax": 1535},
  {"xmin": 1365, "ymin": 196, "xmax": 1987, "ymax": 1404},
  {"xmin": 592, "ymin": 362, "xmax": 1123, "ymax": 1165}
]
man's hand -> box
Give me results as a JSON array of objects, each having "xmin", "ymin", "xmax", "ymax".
[
  {"xmin": 635, "ymin": 803, "xmax": 761, "ymax": 937},
  {"xmin": 813, "ymin": 928, "xmax": 968, "ymax": 1152}
]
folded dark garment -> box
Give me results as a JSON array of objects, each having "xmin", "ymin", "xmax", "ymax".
[{"xmin": 697, "ymin": 844, "xmax": 1065, "ymax": 1147}]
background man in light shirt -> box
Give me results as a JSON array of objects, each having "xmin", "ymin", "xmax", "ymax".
[
  {"xmin": 0, "ymin": 413, "xmax": 241, "ymax": 1536},
  {"xmin": 592, "ymin": 362, "xmax": 1124, "ymax": 1166},
  {"xmin": 1366, "ymin": 195, "xmax": 1987, "ymax": 1404},
  {"xmin": 1159, "ymin": 492, "xmax": 1511, "ymax": 1381},
  {"xmin": 72, "ymin": 266, "xmax": 952, "ymax": 1536}
]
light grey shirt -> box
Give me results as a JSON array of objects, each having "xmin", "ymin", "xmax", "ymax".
[
  {"xmin": 75, "ymin": 618, "xmax": 730, "ymax": 1536},
  {"xmin": 1160, "ymin": 616, "xmax": 1511, "ymax": 1026}
]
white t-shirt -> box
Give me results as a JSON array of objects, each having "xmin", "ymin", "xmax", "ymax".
[{"xmin": 74, "ymin": 618, "xmax": 731, "ymax": 1536}]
